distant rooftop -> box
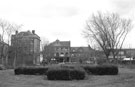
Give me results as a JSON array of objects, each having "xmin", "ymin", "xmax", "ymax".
[
  {"xmin": 71, "ymin": 46, "xmax": 94, "ymax": 52},
  {"xmin": 50, "ymin": 39, "xmax": 70, "ymax": 47},
  {"xmin": 12, "ymin": 30, "xmax": 40, "ymax": 40}
]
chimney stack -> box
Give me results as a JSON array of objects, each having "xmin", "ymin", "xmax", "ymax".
[
  {"xmin": 32, "ymin": 30, "xmax": 35, "ymax": 34},
  {"xmin": 16, "ymin": 31, "xmax": 18, "ymax": 34}
]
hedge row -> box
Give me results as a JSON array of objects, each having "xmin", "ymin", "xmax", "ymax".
[
  {"xmin": 14, "ymin": 66, "xmax": 48, "ymax": 75},
  {"xmin": 46, "ymin": 65, "xmax": 85, "ymax": 80},
  {"xmin": 14, "ymin": 64, "xmax": 118, "ymax": 77},
  {"xmin": 82, "ymin": 65, "xmax": 118, "ymax": 75}
]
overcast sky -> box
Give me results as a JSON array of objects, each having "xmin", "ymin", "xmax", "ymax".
[{"xmin": 0, "ymin": 0, "xmax": 135, "ymax": 48}]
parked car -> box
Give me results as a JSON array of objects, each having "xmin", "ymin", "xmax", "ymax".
[{"xmin": 123, "ymin": 57, "xmax": 134, "ymax": 61}]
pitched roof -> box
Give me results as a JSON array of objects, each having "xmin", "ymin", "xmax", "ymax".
[
  {"xmin": 71, "ymin": 46, "xmax": 94, "ymax": 52},
  {"xmin": 59, "ymin": 41, "xmax": 70, "ymax": 46},
  {"xmin": 50, "ymin": 39, "xmax": 70, "ymax": 47},
  {"xmin": 12, "ymin": 31, "xmax": 40, "ymax": 40}
]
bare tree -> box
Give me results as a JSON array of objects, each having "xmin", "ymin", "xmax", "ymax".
[
  {"xmin": 0, "ymin": 19, "xmax": 22, "ymax": 43},
  {"xmin": 40, "ymin": 37, "xmax": 50, "ymax": 64},
  {"xmin": 0, "ymin": 19, "xmax": 22, "ymax": 66},
  {"xmin": 5, "ymin": 23, "xmax": 22, "ymax": 45},
  {"xmin": 84, "ymin": 12, "xmax": 133, "ymax": 60},
  {"xmin": 0, "ymin": 19, "xmax": 7, "ymax": 42},
  {"xmin": 40, "ymin": 37, "xmax": 49, "ymax": 51}
]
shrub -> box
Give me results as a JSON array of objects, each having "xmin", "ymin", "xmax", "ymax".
[
  {"xmin": 82, "ymin": 65, "xmax": 97, "ymax": 75},
  {"xmin": 14, "ymin": 66, "xmax": 49, "ymax": 75},
  {"xmin": 46, "ymin": 65, "xmax": 85, "ymax": 80},
  {"xmin": 82, "ymin": 64, "xmax": 118, "ymax": 75},
  {"xmin": 47, "ymin": 69, "xmax": 71, "ymax": 80},
  {"xmin": 14, "ymin": 67, "xmax": 24, "ymax": 75},
  {"xmin": 70, "ymin": 68, "xmax": 85, "ymax": 80},
  {"xmin": 96, "ymin": 65, "xmax": 118, "ymax": 75},
  {"xmin": 0, "ymin": 65, "xmax": 6, "ymax": 70}
]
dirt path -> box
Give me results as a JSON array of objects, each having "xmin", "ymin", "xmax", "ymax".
[{"xmin": 0, "ymin": 68, "xmax": 135, "ymax": 87}]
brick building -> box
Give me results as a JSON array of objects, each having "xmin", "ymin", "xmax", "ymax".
[
  {"xmin": 43, "ymin": 40, "xmax": 97, "ymax": 63},
  {"xmin": 9, "ymin": 30, "xmax": 40, "ymax": 67},
  {"xmin": 43, "ymin": 39, "xmax": 135, "ymax": 64},
  {"xmin": 43, "ymin": 39, "xmax": 70, "ymax": 63},
  {"xmin": 70, "ymin": 46, "xmax": 94, "ymax": 62},
  {"xmin": 109, "ymin": 49, "xmax": 135, "ymax": 60}
]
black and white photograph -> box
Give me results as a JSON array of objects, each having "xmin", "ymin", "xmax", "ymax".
[{"xmin": 0, "ymin": 0, "xmax": 135, "ymax": 87}]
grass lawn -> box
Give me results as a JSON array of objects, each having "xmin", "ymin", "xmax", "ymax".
[{"xmin": 0, "ymin": 67, "xmax": 135, "ymax": 87}]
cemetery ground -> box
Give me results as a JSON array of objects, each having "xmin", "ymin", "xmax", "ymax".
[{"xmin": 0, "ymin": 66, "xmax": 135, "ymax": 87}]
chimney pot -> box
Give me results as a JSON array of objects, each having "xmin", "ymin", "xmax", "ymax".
[
  {"xmin": 32, "ymin": 30, "xmax": 35, "ymax": 34},
  {"xmin": 16, "ymin": 31, "xmax": 18, "ymax": 34}
]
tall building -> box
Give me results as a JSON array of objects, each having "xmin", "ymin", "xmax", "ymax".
[{"xmin": 10, "ymin": 30, "xmax": 40, "ymax": 66}]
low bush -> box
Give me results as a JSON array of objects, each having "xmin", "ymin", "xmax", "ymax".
[
  {"xmin": 82, "ymin": 64, "xmax": 118, "ymax": 75},
  {"xmin": 46, "ymin": 65, "xmax": 85, "ymax": 80},
  {"xmin": 14, "ymin": 67, "xmax": 23, "ymax": 75},
  {"xmin": 14, "ymin": 66, "xmax": 48, "ymax": 75},
  {"xmin": 0, "ymin": 65, "xmax": 6, "ymax": 70},
  {"xmin": 96, "ymin": 65, "xmax": 118, "ymax": 75},
  {"xmin": 47, "ymin": 68, "xmax": 71, "ymax": 80},
  {"xmin": 70, "ymin": 68, "xmax": 85, "ymax": 80},
  {"xmin": 82, "ymin": 65, "xmax": 98, "ymax": 75}
]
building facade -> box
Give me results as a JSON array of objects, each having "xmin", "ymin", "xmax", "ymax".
[
  {"xmin": 109, "ymin": 49, "xmax": 135, "ymax": 60},
  {"xmin": 0, "ymin": 41, "xmax": 8, "ymax": 65},
  {"xmin": 43, "ymin": 39, "xmax": 70, "ymax": 63},
  {"xmin": 70, "ymin": 46, "xmax": 94, "ymax": 62},
  {"xmin": 43, "ymin": 40, "xmax": 97, "ymax": 63},
  {"xmin": 9, "ymin": 30, "xmax": 40, "ymax": 67},
  {"xmin": 42, "ymin": 38, "xmax": 135, "ymax": 64}
]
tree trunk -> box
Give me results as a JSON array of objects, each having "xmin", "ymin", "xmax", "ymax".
[
  {"xmin": 105, "ymin": 54, "xmax": 110, "ymax": 63},
  {"xmin": 5, "ymin": 55, "xmax": 8, "ymax": 67}
]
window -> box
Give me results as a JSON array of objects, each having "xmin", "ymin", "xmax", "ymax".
[
  {"xmin": 73, "ymin": 49, "xmax": 75, "ymax": 52},
  {"xmin": 56, "ymin": 53, "xmax": 59, "ymax": 57},
  {"xmin": 60, "ymin": 52, "xmax": 64, "ymax": 57},
  {"xmin": 79, "ymin": 49, "xmax": 83, "ymax": 52},
  {"xmin": 65, "ymin": 52, "xmax": 68, "ymax": 56},
  {"xmin": 71, "ymin": 54, "xmax": 74, "ymax": 57}
]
